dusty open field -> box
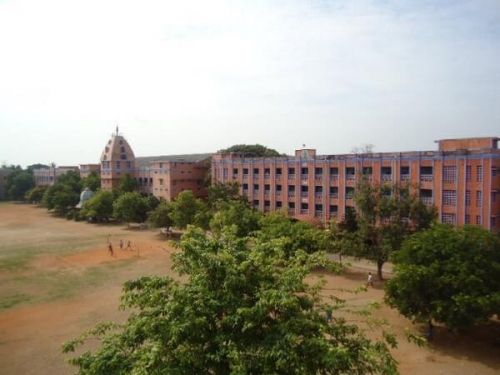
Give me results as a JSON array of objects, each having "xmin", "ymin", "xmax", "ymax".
[{"xmin": 0, "ymin": 202, "xmax": 498, "ymax": 374}]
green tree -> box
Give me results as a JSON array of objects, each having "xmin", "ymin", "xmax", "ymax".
[
  {"xmin": 385, "ymin": 224, "xmax": 500, "ymax": 331},
  {"xmin": 210, "ymin": 199, "xmax": 261, "ymax": 237},
  {"xmin": 118, "ymin": 173, "xmax": 138, "ymax": 194},
  {"xmin": 113, "ymin": 192, "xmax": 150, "ymax": 224},
  {"xmin": 6, "ymin": 170, "xmax": 34, "ymax": 200},
  {"xmin": 148, "ymin": 200, "xmax": 173, "ymax": 229},
  {"xmin": 82, "ymin": 171, "xmax": 101, "ymax": 191},
  {"xmin": 64, "ymin": 227, "xmax": 398, "ymax": 375},
  {"xmin": 208, "ymin": 181, "xmax": 243, "ymax": 207},
  {"xmin": 25, "ymin": 186, "xmax": 47, "ymax": 203},
  {"xmin": 257, "ymin": 212, "xmax": 328, "ymax": 259},
  {"xmin": 41, "ymin": 171, "xmax": 82, "ymax": 215},
  {"xmin": 221, "ymin": 144, "xmax": 282, "ymax": 157},
  {"xmin": 169, "ymin": 190, "xmax": 207, "ymax": 229},
  {"xmin": 81, "ymin": 191, "xmax": 114, "ymax": 222},
  {"xmin": 353, "ymin": 180, "xmax": 437, "ymax": 280}
]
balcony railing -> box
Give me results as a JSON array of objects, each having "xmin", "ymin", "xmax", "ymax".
[
  {"xmin": 315, "ymin": 210, "xmax": 323, "ymax": 217},
  {"xmin": 314, "ymin": 176, "xmax": 323, "ymax": 183},
  {"xmin": 288, "ymin": 174, "xmax": 296, "ymax": 181},
  {"xmin": 275, "ymin": 174, "xmax": 282, "ymax": 181},
  {"xmin": 315, "ymin": 193, "xmax": 323, "ymax": 200},
  {"xmin": 330, "ymin": 175, "xmax": 339, "ymax": 182},
  {"xmin": 330, "ymin": 193, "xmax": 338, "ymax": 199},
  {"xmin": 243, "ymin": 174, "xmax": 248, "ymax": 181},
  {"xmin": 301, "ymin": 174, "xmax": 308, "ymax": 180},
  {"xmin": 420, "ymin": 196, "xmax": 433, "ymax": 205},
  {"xmin": 346, "ymin": 195, "xmax": 354, "ymax": 200},
  {"xmin": 300, "ymin": 192, "xmax": 308, "ymax": 198},
  {"xmin": 420, "ymin": 174, "xmax": 433, "ymax": 182},
  {"xmin": 382, "ymin": 174, "xmax": 392, "ymax": 182},
  {"xmin": 300, "ymin": 209, "xmax": 309, "ymax": 215},
  {"xmin": 346, "ymin": 174, "xmax": 355, "ymax": 181},
  {"xmin": 264, "ymin": 192, "xmax": 270, "ymax": 198},
  {"xmin": 253, "ymin": 174, "xmax": 259, "ymax": 179},
  {"xmin": 400, "ymin": 174, "xmax": 410, "ymax": 182},
  {"xmin": 264, "ymin": 174, "xmax": 270, "ymax": 180},
  {"xmin": 275, "ymin": 191, "xmax": 282, "ymax": 197},
  {"xmin": 288, "ymin": 192, "xmax": 296, "ymax": 198}
]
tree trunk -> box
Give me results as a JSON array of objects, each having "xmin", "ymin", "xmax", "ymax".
[{"xmin": 377, "ymin": 260, "xmax": 384, "ymax": 281}]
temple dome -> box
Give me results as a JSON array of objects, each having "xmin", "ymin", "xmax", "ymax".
[
  {"xmin": 100, "ymin": 132, "xmax": 136, "ymax": 163},
  {"xmin": 76, "ymin": 187, "xmax": 95, "ymax": 209}
]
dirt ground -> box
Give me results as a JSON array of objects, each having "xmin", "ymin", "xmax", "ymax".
[{"xmin": 0, "ymin": 203, "xmax": 498, "ymax": 375}]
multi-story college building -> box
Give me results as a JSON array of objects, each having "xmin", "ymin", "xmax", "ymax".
[
  {"xmin": 33, "ymin": 166, "xmax": 80, "ymax": 186},
  {"xmin": 212, "ymin": 137, "xmax": 499, "ymax": 232},
  {"xmin": 100, "ymin": 129, "xmax": 210, "ymax": 200}
]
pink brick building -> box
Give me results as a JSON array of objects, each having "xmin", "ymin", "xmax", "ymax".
[
  {"xmin": 100, "ymin": 129, "xmax": 210, "ymax": 200},
  {"xmin": 212, "ymin": 137, "xmax": 500, "ymax": 232}
]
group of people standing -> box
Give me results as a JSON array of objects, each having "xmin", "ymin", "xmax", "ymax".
[{"xmin": 107, "ymin": 238, "xmax": 132, "ymax": 256}]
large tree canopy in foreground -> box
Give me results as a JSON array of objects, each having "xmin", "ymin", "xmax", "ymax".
[
  {"xmin": 64, "ymin": 227, "xmax": 398, "ymax": 375},
  {"xmin": 385, "ymin": 224, "xmax": 500, "ymax": 330}
]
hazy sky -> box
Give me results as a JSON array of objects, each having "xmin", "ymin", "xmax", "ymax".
[{"xmin": 0, "ymin": 0, "xmax": 499, "ymax": 167}]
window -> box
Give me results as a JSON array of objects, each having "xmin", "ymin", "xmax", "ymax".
[
  {"xmin": 301, "ymin": 167, "xmax": 308, "ymax": 175},
  {"xmin": 492, "ymin": 166, "xmax": 497, "ymax": 177},
  {"xmin": 346, "ymin": 187, "xmax": 355, "ymax": 199},
  {"xmin": 476, "ymin": 190, "xmax": 482, "ymax": 207},
  {"xmin": 315, "ymin": 186, "xmax": 323, "ymax": 193},
  {"xmin": 288, "ymin": 202, "xmax": 295, "ymax": 209},
  {"xmin": 233, "ymin": 168, "xmax": 238, "ymax": 175},
  {"xmin": 442, "ymin": 190, "xmax": 457, "ymax": 206},
  {"xmin": 159, "ymin": 178, "xmax": 164, "ymax": 185},
  {"xmin": 264, "ymin": 168, "xmax": 270, "ymax": 175},
  {"xmin": 120, "ymin": 146, "xmax": 125, "ymax": 153},
  {"xmin": 330, "ymin": 167, "xmax": 339, "ymax": 175},
  {"xmin": 491, "ymin": 217, "xmax": 496, "ymax": 228},
  {"xmin": 223, "ymin": 168, "xmax": 228, "ymax": 178},
  {"xmin": 253, "ymin": 184, "xmax": 259, "ymax": 190},
  {"xmin": 492, "ymin": 191, "xmax": 497, "ymax": 203},
  {"xmin": 477, "ymin": 165, "xmax": 483, "ymax": 182},
  {"xmin": 329, "ymin": 205, "xmax": 338, "ymax": 213},
  {"xmin": 116, "ymin": 161, "xmax": 121, "ymax": 169},
  {"xmin": 330, "ymin": 186, "xmax": 338, "ymax": 197},
  {"xmin": 243, "ymin": 183, "xmax": 248, "ymax": 190},
  {"xmin": 442, "ymin": 213, "xmax": 456, "ymax": 225},
  {"xmin": 288, "ymin": 167, "xmax": 295, "ymax": 175},
  {"xmin": 465, "ymin": 190, "xmax": 471, "ymax": 206},
  {"xmin": 466, "ymin": 165, "xmax": 471, "ymax": 182},
  {"xmin": 400, "ymin": 166, "xmax": 410, "ymax": 175},
  {"xmin": 243, "ymin": 168, "xmax": 249, "ymax": 175},
  {"xmin": 315, "ymin": 204, "xmax": 323, "ymax": 215},
  {"xmin": 253, "ymin": 168, "xmax": 259, "ymax": 175},
  {"xmin": 276, "ymin": 201, "xmax": 282, "ymax": 208},
  {"xmin": 276, "ymin": 168, "xmax": 282, "ymax": 175},
  {"xmin": 362, "ymin": 167, "xmax": 373, "ymax": 175},
  {"xmin": 264, "ymin": 200, "xmax": 270, "ymax": 207},
  {"xmin": 346, "ymin": 167, "xmax": 355, "ymax": 175},
  {"xmin": 465, "ymin": 214, "xmax": 471, "ymax": 224},
  {"xmin": 253, "ymin": 200, "xmax": 259, "ymax": 207},
  {"xmin": 288, "ymin": 185, "xmax": 295, "ymax": 192},
  {"xmin": 301, "ymin": 203, "xmax": 308, "ymax": 210},
  {"xmin": 315, "ymin": 167, "xmax": 323, "ymax": 175},
  {"xmin": 381, "ymin": 166, "xmax": 392, "ymax": 175},
  {"xmin": 476, "ymin": 215, "xmax": 482, "ymax": 225},
  {"xmin": 420, "ymin": 166, "xmax": 433, "ymax": 175},
  {"xmin": 120, "ymin": 154, "xmax": 127, "ymax": 160},
  {"xmin": 276, "ymin": 184, "xmax": 282, "ymax": 191},
  {"xmin": 264, "ymin": 184, "xmax": 270, "ymax": 191},
  {"xmin": 442, "ymin": 166, "xmax": 456, "ymax": 182}
]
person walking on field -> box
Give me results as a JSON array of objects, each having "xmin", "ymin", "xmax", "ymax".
[
  {"xmin": 126, "ymin": 240, "xmax": 132, "ymax": 250},
  {"xmin": 108, "ymin": 242, "xmax": 114, "ymax": 256},
  {"xmin": 367, "ymin": 272, "xmax": 373, "ymax": 287},
  {"xmin": 119, "ymin": 239, "xmax": 124, "ymax": 250}
]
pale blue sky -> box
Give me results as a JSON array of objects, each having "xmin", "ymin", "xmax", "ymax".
[{"xmin": 0, "ymin": 0, "xmax": 499, "ymax": 167}]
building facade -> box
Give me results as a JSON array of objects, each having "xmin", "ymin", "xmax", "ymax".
[
  {"xmin": 79, "ymin": 164, "xmax": 101, "ymax": 179},
  {"xmin": 33, "ymin": 166, "xmax": 80, "ymax": 186},
  {"xmin": 212, "ymin": 137, "xmax": 500, "ymax": 232},
  {"xmin": 100, "ymin": 129, "xmax": 210, "ymax": 200}
]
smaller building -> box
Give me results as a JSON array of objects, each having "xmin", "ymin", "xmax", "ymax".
[
  {"xmin": 80, "ymin": 164, "xmax": 101, "ymax": 179},
  {"xmin": 33, "ymin": 166, "xmax": 79, "ymax": 186}
]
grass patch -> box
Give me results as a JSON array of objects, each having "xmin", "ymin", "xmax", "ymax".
[{"xmin": 0, "ymin": 293, "xmax": 33, "ymax": 310}]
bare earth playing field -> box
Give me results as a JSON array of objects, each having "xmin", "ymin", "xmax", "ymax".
[{"xmin": 0, "ymin": 203, "xmax": 498, "ymax": 374}]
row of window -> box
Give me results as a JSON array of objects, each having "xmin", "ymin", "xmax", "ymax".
[
  {"xmin": 224, "ymin": 164, "xmax": 492, "ymax": 181},
  {"xmin": 242, "ymin": 184, "xmax": 354, "ymax": 197},
  {"xmin": 442, "ymin": 213, "xmax": 483, "ymax": 225},
  {"xmin": 252, "ymin": 200, "xmax": 342, "ymax": 213}
]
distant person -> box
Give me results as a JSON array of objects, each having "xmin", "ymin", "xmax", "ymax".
[
  {"xmin": 119, "ymin": 239, "xmax": 124, "ymax": 250},
  {"xmin": 326, "ymin": 307, "xmax": 333, "ymax": 323},
  {"xmin": 427, "ymin": 321, "xmax": 435, "ymax": 341},
  {"xmin": 367, "ymin": 272, "xmax": 373, "ymax": 287},
  {"xmin": 108, "ymin": 242, "xmax": 114, "ymax": 256},
  {"xmin": 126, "ymin": 240, "xmax": 132, "ymax": 250}
]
